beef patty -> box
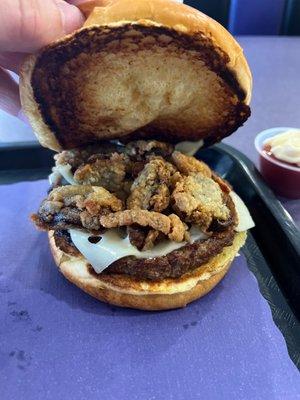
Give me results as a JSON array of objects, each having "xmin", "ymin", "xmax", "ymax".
[
  {"xmin": 40, "ymin": 140, "xmax": 238, "ymax": 281},
  {"xmin": 54, "ymin": 226, "xmax": 235, "ymax": 281}
]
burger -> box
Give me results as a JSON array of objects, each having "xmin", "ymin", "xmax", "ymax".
[{"xmin": 20, "ymin": 0, "xmax": 254, "ymax": 310}]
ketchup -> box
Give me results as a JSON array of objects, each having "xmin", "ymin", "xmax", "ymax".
[
  {"xmin": 259, "ymin": 130, "xmax": 300, "ymax": 198},
  {"xmin": 262, "ymin": 143, "xmax": 299, "ymax": 168}
]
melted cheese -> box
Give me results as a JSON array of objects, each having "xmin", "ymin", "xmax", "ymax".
[
  {"xmin": 49, "ymin": 164, "xmax": 77, "ymax": 186},
  {"xmin": 48, "ymin": 169, "xmax": 61, "ymax": 186},
  {"xmin": 175, "ymin": 139, "xmax": 204, "ymax": 155},
  {"xmin": 49, "ymin": 146, "xmax": 254, "ymax": 274},
  {"xmin": 230, "ymin": 192, "xmax": 255, "ymax": 232},
  {"xmin": 69, "ymin": 192, "xmax": 254, "ymax": 274},
  {"xmin": 49, "ymin": 140, "xmax": 204, "ymax": 187},
  {"xmin": 70, "ymin": 227, "xmax": 207, "ymax": 274}
]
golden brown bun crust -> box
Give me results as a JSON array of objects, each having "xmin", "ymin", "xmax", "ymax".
[
  {"xmin": 81, "ymin": 0, "xmax": 252, "ymax": 102},
  {"xmin": 49, "ymin": 230, "xmax": 246, "ymax": 311},
  {"xmin": 20, "ymin": 0, "xmax": 251, "ymax": 151}
]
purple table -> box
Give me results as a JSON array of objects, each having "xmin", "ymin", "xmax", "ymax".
[
  {"xmin": 1, "ymin": 37, "xmax": 300, "ymax": 399},
  {"xmin": 224, "ymin": 36, "xmax": 300, "ymax": 226},
  {"xmin": 1, "ymin": 181, "xmax": 300, "ymax": 399}
]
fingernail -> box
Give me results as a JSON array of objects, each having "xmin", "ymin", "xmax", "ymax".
[{"xmin": 56, "ymin": 1, "xmax": 85, "ymax": 34}]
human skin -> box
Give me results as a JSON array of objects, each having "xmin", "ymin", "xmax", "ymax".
[{"xmin": 0, "ymin": 0, "xmax": 88, "ymax": 117}]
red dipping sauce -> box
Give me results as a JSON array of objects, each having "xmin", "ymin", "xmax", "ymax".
[
  {"xmin": 255, "ymin": 128, "xmax": 300, "ymax": 199},
  {"xmin": 262, "ymin": 144, "xmax": 299, "ymax": 168}
]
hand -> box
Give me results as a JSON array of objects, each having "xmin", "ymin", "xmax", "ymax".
[{"xmin": 0, "ymin": 0, "xmax": 86, "ymax": 118}]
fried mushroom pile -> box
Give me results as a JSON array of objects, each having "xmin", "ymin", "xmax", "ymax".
[{"xmin": 33, "ymin": 140, "xmax": 236, "ymax": 254}]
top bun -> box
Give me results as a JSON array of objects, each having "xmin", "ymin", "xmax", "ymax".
[{"xmin": 20, "ymin": 0, "xmax": 252, "ymax": 151}]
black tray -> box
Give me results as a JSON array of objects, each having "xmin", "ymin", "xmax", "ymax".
[{"xmin": 1, "ymin": 141, "xmax": 299, "ymax": 368}]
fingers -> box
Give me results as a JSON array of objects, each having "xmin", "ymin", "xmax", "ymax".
[
  {"xmin": 0, "ymin": 52, "xmax": 26, "ymax": 74},
  {"xmin": 56, "ymin": 0, "xmax": 86, "ymax": 38},
  {"xmin": 66, "ymin": 0, "xmax": 106, "ymax": 18},
  {"xmin": 0, "ymin": 0, "xmax": 86, "ymax": 118},
  {"xmin": 0, "ymin": 68, "xmax": 21, "ymax": 116},
  {"xmin": 68, "ymin": 0, "xmax": 109, "ymax": 17},
  {"xmin": 0, "ymin": 0, "xmax": 85, "ymax": 53},
  {"xmin": 67, "ymin": 0, "xmax": 92, "ymax": 5},
  {"xmin": 66, "ymin": 0, "xmax": 106, "ymax": 5}
]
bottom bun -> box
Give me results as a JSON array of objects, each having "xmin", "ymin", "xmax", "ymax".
[{"xmin": 49, "ymin": 231, "xmax": 246, "ymax": 311}]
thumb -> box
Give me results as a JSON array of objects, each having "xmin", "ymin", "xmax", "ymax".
[
  {"xmin": 0, "ymin": 69, "xmax": 20, "ymax": 116},
  {"xmin": 0, "ymin": 0, "xmax": 84, "ymax": 53}
]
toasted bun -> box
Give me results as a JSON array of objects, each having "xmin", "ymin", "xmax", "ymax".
[
  {"xmin": 20, "ymin": 0, "xmax": 251, "ymax": 151},
  {"xmin": 49, "ymin": 230, "xmax": 246, "ymax": 310}
]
